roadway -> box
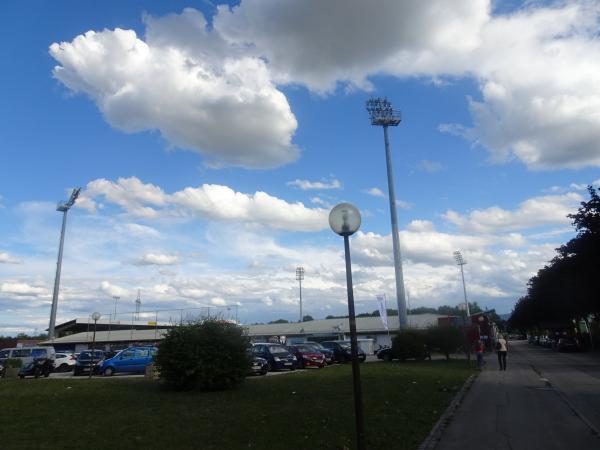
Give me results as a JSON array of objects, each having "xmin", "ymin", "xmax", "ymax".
[{"xmin": 436, "ymin": 340, "xmax": 600, "ymax": 450}]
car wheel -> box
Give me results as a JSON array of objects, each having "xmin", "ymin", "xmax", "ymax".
[
  {"xmin": 265, "ymin": 363, "xmax": 272, "ymax": 372},
  {"xmin": 43, "ymin": 368, "xmax": 50, "ymax": 377},
  {"xmin": 34, "ymin": 368, "xmax": 41, "ymax": 379},
  {"xmin": 59, "ymin": 363, "xmax": 69, "ymax": 372},
  {"xmin": 382, "ymin": 352, "xmax": 392, "ymax": 361},
  {"xmin": 103, "ymin": 366, "xmax": 115, "ymax": 377}
]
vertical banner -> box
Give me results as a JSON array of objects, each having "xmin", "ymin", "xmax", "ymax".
[{"xmin": 376, "ymin": 294, "xmax": 389, "ymax": 330}]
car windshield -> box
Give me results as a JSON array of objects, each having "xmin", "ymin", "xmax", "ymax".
[
  {"xmin": 338, "ymin": 342, "xmax": 352, "ymax": 350},
  {"xmin": 295, "ymin": 345, "xmax": 313, "ymax": 353},
  {"xmin": 268, "ymin": 346, "xmax": 289, "ymax": 354}
]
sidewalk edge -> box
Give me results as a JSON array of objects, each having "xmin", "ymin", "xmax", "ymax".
[{"xmin": 418, "ymin": 372, "xmax": 478, "ymax": 450}]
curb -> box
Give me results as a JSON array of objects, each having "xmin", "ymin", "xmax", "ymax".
[{"xmin": 418, "ymin": 372, "xmax": 478, "ymax": 450}]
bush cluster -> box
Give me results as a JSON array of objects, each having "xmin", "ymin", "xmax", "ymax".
[
  {"xmin": 154, "ymin": 319, "xmax": 250, "ymax": 391},
  {"xmin": 391, "ymin": 326, "xmax": 464, "ymax": 361}
]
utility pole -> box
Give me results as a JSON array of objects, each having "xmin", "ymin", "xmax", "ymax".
[
  {"xmin": 48, "ymin": 187, "xmax": 81, "ymax": 339},
  {"xmin": 296, "ymin": 266, "xmax": 304, "ymax": 322},
  {"xmin": 366, "ymin": 98, "xmax": 408, "ymax": 330},
  {"xmin": 135, "ymin": 290, "xmax": 141, "ymax": 321}
]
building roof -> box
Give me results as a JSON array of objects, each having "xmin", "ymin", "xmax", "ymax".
[
  {"xmin": 41, "ymin": 314, "xmax": 443, "ymax": 345},
  {"xmin": 42, "ymin": 328, "xmax": 167, "ymax": 345},
  {"xmin": 245, "ymin": 314, "xmax": 442, "ymax": 337}
]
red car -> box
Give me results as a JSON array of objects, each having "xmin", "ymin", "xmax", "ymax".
[{"xmin": 287, "ymin": 344, "xmax": 326, "ymax": 369}]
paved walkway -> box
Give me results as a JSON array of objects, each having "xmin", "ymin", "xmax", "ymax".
[{"xmin": 436, "ymin": 342, "xmax": 600, "ymax": 450}]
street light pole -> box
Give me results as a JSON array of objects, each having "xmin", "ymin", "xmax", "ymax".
[
  {"xmin": 296, "ymin": 266, "xmax": 304, "ymax": 322},
  {"xmin": 89, "ymin": 312, "xmax": 101, "ymax": 379},
  {"xmin": 48, "ymin": 187, "xmax": 81, "ymax": 339},
  {"xmin": 366, "ymin": 99, "xmax": 408, "ymax": 330},
  {"xmin": 329, "ymin": 203, "xmax": 366, "ymax": 450}
]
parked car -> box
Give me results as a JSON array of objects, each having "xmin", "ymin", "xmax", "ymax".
[
  {"xmin": 557, "ymin": 337, "xmax": 579, "ymax": 352},
  {"xmin": 247, "ymin": 349, "xmax": 269, "ymax": 376},
  {"xmin": 304, "ymin": 342, "xmax": 334, "ymax": 365},
  {"xmin": 0, "ymin": 347, "xmax": 55, "ymax": 367},
  {"xmin": 287, "ymin": 344, "xmax": 326, "ymax": 369},
  {"xmin": 0, "ymin": 361, "xmax": 5, "ymax": 378},
  {"xmin": 100, "ymin": 346, "xmax": 157, "ymax": 376},
  {"xmin": 73, "ymin": 350, "xmax": 106, "ymax": 376},
  {"xmin": 54, "ymin": 353, "xmax": 76, "ymax": 372},
  {"xmin": 320, "ymin": 341, "xmax": 366, "ymax": 363},
  {"xmin": 18, "ymin": 358, "xmax": 53, "ymax": 378},
  {"xmin": 251, "ymin": 343, "xmax": 296, "ymax": 371}
]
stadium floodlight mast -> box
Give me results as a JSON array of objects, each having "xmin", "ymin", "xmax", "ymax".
[
  {"xmin": 329, "ymin": 203, "xmax": 365, "ymax": 450},
  {"xmin": 454, "ymin": 250, "xmax": 472, "ymax": 362},
  {"xmin": 296, "ymin": 266, "xmax": 304, "ymax": 322},
  {"xmin": 453, "ymin": 251, "xmax": 471, "ymax": 317},
  {"xmin": 366, "ymin": 98, "xmax": 408, "ymax": 330},
  {"xmin": 48, "ymin": 187, "xmax": 81, "ymax": 340}
]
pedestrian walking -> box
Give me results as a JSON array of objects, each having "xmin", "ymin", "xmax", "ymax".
[
  {"xmin": 496, "ymin": 334, "xmax": 508, "ymax": 370},
  {"xmin": 475, "ymin": 340, "xmax": 485, "ymax": 370}
]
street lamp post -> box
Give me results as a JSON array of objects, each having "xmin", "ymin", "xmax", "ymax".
[
  {"xmin": 296, "ymin": 266, "xmax": 304, "ymax": 322},
  {"xmin": 48, "ymin": 187, "xmax": 81, "ymax": 339},
  {"xmin": 366, "ymin": 98, "xmax": 408, "ymax": 330},
  {"xmin": 454, "ymin": 251, "xmax": 471, "ymax": 361},
  {"xmin": 329, "ymin": 203, "xmax": 365, "ymax": 450},
  {"xmin": 89, "ymin": 312, "xmax": 101, "ymax": 379}
]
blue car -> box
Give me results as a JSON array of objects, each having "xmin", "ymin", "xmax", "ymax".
[{"xmin": 100, "ymin": 346, "xmax": 157, "ymax": 376}]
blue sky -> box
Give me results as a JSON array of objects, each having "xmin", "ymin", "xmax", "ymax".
[{"xmin": 1, "ymin": 0, "xmax": 599, "ymax": 334}]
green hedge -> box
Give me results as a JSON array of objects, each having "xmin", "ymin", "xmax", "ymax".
[
  {"xmin": 154, "ymin": 319, "xmax": 250, "ymax": 391},
  {"xmin": 390, "ymin": 326, "xmax": 464, "ymax": 361}
]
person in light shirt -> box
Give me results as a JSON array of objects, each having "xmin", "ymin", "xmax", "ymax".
[{"xmin": 496, "ymin": 334, "xmax": 508, "ymax": 370}]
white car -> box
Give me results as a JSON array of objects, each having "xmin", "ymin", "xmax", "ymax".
[{"xmin": 54, "ymin": 353, "xmax": 76, "ymax": 372}]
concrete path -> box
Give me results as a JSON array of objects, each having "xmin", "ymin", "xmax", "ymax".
[{"xmin": 436, "ymin": 341, "xmax": 600, "ymax": 450}]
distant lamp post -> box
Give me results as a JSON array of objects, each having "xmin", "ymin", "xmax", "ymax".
[
  {"xmin": 296, "ymin": 266, "xmax": 305, "ymax": 322},
  {"xmin": 366, "ymin": 98, "xmax": 408, "ymax": 330},
  {"xmin": 454, "ymin": 251, "xmax": 471, "ymax": 361},
  {"xmin": 48, "ymin": 187, "xmax": 81, "ymax": 339},
  {"xmin": 89, "ymin": 312, "xmax": 101, "ymax": 379},
  {"xmin": 329, "ymin": 202, "xmax": 365, "ymax": 450}
]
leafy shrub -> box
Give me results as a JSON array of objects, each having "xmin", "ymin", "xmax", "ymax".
[
  {"xmin": 154, "ymin": 319, "xmax": 250, "ymax": 391},
  {"xmin": 6, "ymin": 358, "xmax": 22, "ymax": 368},
  {"xmin": 426, "ymin": 326, "xmax": 464, "ymax": 360},
  {"xmin": 391, "ymin": 329, "xmax": 429, "ymax": 361}
]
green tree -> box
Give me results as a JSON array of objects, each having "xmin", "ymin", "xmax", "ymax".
[
  {"xmin": 426, "ymin": 326, "xmax": 463, "ymax": 360},
  {"xmin": 302, "ymin": 315, "xmax": 314, "ymax": 322},
  {"xmin": 268, "ymin": 319, "xmax": 289, "ymax": 324},
  {"xmin": 154, "ymin": 319, "xmax": 249, "ymax": 391}
]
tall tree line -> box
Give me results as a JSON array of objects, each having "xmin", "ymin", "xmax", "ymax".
[{"xmin": 509, "ymin": 186, "xmax": 600, "ymax": 338}]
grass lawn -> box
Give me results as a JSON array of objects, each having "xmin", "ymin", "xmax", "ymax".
[{"xmin": 0, "ymin": 360, "xmax": 474, "ymax": 450}]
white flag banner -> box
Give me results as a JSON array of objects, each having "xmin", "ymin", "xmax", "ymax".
[{"xmin": 376, "ymin": 294, "xmax": 389, "ymax": 330}]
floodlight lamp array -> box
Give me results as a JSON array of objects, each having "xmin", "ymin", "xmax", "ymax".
[
  {"xmin": 453, "ymin": 251, "xmax": 466, "ymax": 266},
  {"xmin": 56, "ymin": 187, "xmax": 82, "ymax": 212},
  {"xmin": 296, "ymin": 266, "xmax": 305, "ymax": 281},
  {"xmin": 366, "ymin": 98, "xmax": 401, "ymax": 126}
]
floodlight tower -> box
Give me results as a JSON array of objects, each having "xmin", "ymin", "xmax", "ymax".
[
  {"xmin": 48, "ymin": 187, "xmax": 81, "ymax": 339},
  {"xmin": 453, "ymin": 251, "xmax": 471, "ymax": 317},
  {"xmin": 296, "ymin": 266, "xmax": 304, "ymax": 322},
  {"xmin": 366, "ymin": 98, "xmax": 408, "ymax": 329}
]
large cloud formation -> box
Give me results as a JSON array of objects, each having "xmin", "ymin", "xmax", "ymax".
[
  {"xmin": 50, "ymin": 9, "xmax": 298, "ymax": 169},
  {"xmin": 50, "ymin": 2, "xmax": 600, "ymax": 170},
  {"xmin": 78, "ymin": 176, "xmax": 328, "ymax": 232}
]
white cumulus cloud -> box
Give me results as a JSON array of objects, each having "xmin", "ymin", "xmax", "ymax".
[{"xmin": 49, "ymin": 8, "xmax": 298, "ymax": 169}]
